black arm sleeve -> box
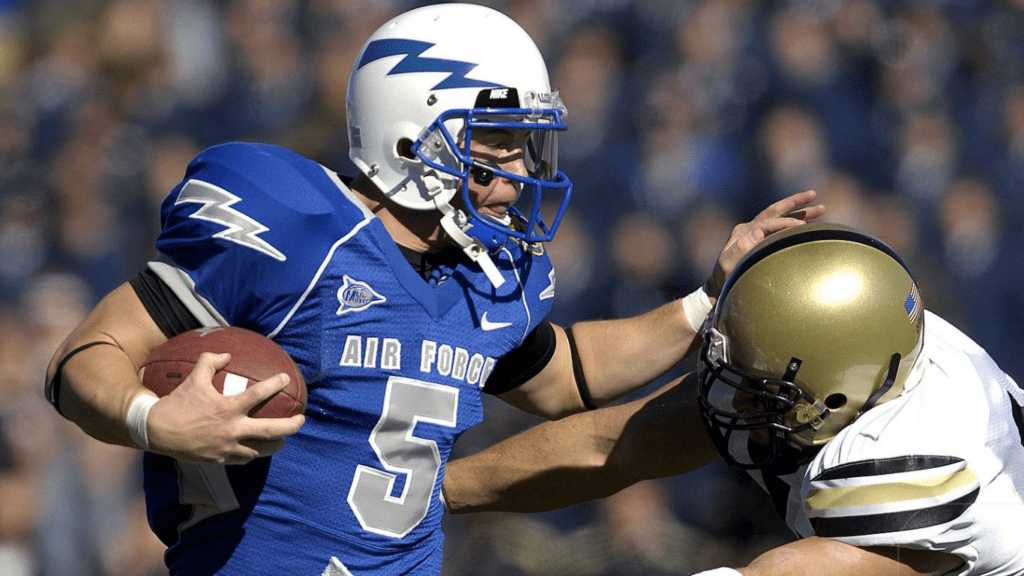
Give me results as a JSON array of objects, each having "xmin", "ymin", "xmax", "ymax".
[
  {"xmin": 482, "ymin": 320, "xmax": 557, "ymax": 395},
  {"xmin": 128, "ymin": 268, "xmax": 204, "ymax": 337}
]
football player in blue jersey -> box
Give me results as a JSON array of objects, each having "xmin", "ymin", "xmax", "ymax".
[
  {"xmin": 443, "ymin": 224, "xmax": 1024, "ymax": 576},
  {"xmin": 44, "ymin": 4, "xmax": 821, "ymax": 575}
]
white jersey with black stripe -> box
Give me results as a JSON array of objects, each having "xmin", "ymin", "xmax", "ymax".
[{"xmin": 752, "ymin": 311, "xmax": 1024, "ymax": 576}]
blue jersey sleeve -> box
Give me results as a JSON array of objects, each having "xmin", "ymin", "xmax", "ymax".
[{"xmin": 155, "ymin": 142, "xmax": 370, "ymax": 332}]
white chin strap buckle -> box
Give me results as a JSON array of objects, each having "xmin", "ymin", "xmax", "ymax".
[
  {"xmin": 439, "ymin": 210, "xmax": 506, "ymax": 288},
  {"xmin": 434, "ymin": 197, "xmax": 505, "ymax": 288}
]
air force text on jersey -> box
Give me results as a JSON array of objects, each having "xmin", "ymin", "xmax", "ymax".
[{"xmin": 339, "ymin": 335, "xmax": 498, "ymax": 388}]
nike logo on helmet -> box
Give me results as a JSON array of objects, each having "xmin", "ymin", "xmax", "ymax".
[{"xmin": 480, "ymin": 312, "xmax": 512, "ymax": 331}]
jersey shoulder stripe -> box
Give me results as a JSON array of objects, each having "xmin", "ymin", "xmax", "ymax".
[
  {"xmin": 806, "ymin": 455, "xmax": 980, "ymax": 538},
  {"xmin": 813, "ymin": 454, "xmax": 964, "ymax": 480}
]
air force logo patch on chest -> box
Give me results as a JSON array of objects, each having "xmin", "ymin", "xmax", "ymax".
[{"xmin": 337, "ymin": 275, "xmax": 386, "ymax": 315}]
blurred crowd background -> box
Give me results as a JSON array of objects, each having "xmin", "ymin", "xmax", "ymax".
[{"xmin": 1, "ymin": 0, "xmax": 1023, "ymax": 574}]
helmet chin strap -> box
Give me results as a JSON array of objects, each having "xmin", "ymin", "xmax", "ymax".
[{"xmin": 423, "ymin": 172, "xmax": 506, "ymax": 288}]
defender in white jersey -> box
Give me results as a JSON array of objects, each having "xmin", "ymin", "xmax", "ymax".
[
  {"xmin": 43, "ymin": 4, "xmax": 821, "ymax": 575},
  {"xmin": 693, "ymin": 223, "xmax": 1024, "ymax": 576},
  {"xmin": 442, "ymin": 224, "xmax": 1024, "ymax": 576},
  {"xmin": 786, "ymin": 311, "xmax": 1024, "ymax": 575}
]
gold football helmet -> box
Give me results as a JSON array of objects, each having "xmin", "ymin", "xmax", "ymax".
[{"xmin": 697, "ymin": 223, "xmax": 925, "ymax": 472}]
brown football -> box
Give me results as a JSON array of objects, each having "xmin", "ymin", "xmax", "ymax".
[{"xmin": 139, "ymin": 326, "xmax": 306, "ymax": 418}]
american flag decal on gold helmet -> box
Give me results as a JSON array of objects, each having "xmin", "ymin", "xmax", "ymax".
[{"xmin": 904, "ymin": 282, "xmax": 922, "ymax": 323}]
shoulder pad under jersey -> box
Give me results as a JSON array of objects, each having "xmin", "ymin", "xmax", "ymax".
[{"xmin": 156, "ymin": 142, "xmax": 372, "ymax": 328}]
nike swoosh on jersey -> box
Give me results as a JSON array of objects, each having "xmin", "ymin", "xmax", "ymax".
[{"xmin": 480, "ymin": 312, "xmax": 512, "ymax": 331}]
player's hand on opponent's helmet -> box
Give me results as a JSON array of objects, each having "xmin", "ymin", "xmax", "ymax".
[
  {"xmin": 145, "ymin": 352, "xmax": 305, "ymax": 465},
  {"xmin": 706, "ymin": 190, "xmax": 824, "ymax": 299}
]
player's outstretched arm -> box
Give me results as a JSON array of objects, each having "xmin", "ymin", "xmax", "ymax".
[
  {"xmin": 499, "ymin": 190, "xmax": 824, "ymax": 418},
  {"xmin": 694, "ymin": 537, "xmax": 963, "ymax": 576},
  {"xmin": 444, "ymin": 374, "xmax": 719, "ymax": 514},
  {"xmin": 46, "ymin": 282, "xmax": 303, "ymax": 464}
]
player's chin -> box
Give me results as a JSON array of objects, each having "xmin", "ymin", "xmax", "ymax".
[{"xmin": 478, "ymin": 204, "xmax": 510, "ymax": 219}]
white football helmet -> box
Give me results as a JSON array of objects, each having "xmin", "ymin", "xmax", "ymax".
[
  {"xmin": 346, "ymin": 3, "xmax": 572, "ymax": 285},
  {"xmin": 697, "ymin": 224, "xmax": 926, "ymax": 473}
]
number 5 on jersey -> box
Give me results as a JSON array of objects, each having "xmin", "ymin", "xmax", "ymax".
[{"xmin": 348, "ymin": 377, "xmax": 459, "ymax": 538}]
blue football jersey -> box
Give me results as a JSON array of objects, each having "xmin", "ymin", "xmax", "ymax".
[{"xmin": 143, "ymin": 142, "xmax": 556, "ymax": 575}]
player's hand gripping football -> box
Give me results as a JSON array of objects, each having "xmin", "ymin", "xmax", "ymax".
[
  {"xmin": 145, "ymin": 352, "xmax": 305, "ymax": 465},
  {"xmin": 706, "ymin": 189, "xmax": 824, "ymax": 299}
]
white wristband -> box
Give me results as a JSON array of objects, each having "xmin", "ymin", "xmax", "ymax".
[
  {"xmin": 126, "ymin": 393, "xmax": 159, "ymax": 450},
  {"xmin": 681, "ymin": 287, "xmax": 713, "ymax": 333},
  {"xmin": 691, "ymin": 569, "xmax": 742, "ymax": 576}
]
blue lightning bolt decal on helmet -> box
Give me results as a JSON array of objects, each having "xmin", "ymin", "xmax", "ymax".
[
  {"xmin": 345, "ymin": 3, "xmax": 572, "ymax": 287},
  {"xmin": 357, "ymin": 39, "xmax": 502, "ymax": 91}
]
